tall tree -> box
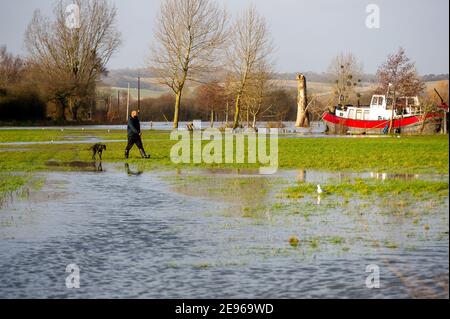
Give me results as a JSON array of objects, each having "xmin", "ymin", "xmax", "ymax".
[
  {"xmin": 25, "ymin": 0, "xmax": 121, "ymax": 121},
  {"xmin": 226, "ymin": 6, "xmax": 273, "ymax": 129},
  {"xmin": 150, "ymin": 0, "xmax": 228, "ymax": 129}
]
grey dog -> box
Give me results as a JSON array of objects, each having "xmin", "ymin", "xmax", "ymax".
[{"xmin": 89, "ymin": 143, "xmax": 107, "ymax": 160}]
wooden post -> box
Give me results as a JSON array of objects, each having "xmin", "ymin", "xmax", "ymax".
[
  {"xmin": 138, "ymin": 77, "xmax": 141, "ymax": 112},
  {"xmin": 117, "ymin": 90, "xmax": 120, "ymax": 113},
  {"xmin": 444, "ymin": 110, "xmax": 448, "ymax": 134},
  {"xmin": 126, "ymin": 83, "xmax": 130, "ymax": 122}
]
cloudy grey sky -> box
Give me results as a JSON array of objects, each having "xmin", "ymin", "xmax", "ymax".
[{"xmin": 0, "ymin": 0, "xmax": 448, "ymax": 74}]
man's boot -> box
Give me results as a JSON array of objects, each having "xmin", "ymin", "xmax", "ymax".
[
  {"xmin": 139, "ymin": 148, "xmax": 150, "ymax": 159},
  {"xmin": 125, "ymin": 149, "xmax": 129, "ymax": 159}
]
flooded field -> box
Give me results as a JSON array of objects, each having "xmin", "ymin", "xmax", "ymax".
[{"xmin": 0, "ymin": 164, "xmax": 448, "ymax": 298}]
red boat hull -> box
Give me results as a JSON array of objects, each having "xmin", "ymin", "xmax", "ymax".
[{"xmin": 323, "ymin": 112, "xmax": 444, "ymax": 134}]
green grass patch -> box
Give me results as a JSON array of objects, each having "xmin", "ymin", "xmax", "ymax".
[
  {"xmin": 285, "ymin": 178, "xmax": 449, "ymax": 199},
  {"xmin": 0, "ymin": 173, "xmax": 30, "ymax": 203},
  {"xmin": 0, "ymin": 130, "xmax": 448, "ymax": 174}
]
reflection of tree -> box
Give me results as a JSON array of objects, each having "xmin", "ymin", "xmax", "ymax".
[{"xmin": 297, "ymin": 170, "xmax": 306, "ymax": 183}]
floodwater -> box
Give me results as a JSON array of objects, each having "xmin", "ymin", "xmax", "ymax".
[
  {"xmin": 0, "ymin": 121, "xmax": 326, "ymax": 133},
  {"xmin": 0, "ymin": 165, "xmax": 448, "ymax": 299}
]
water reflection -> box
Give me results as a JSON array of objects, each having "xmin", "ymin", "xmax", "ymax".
[
  {"xmin": 124, "ymin": 163, "xmax": 144, "ymax": 176},
  {"xmin": 370, "ymin": 172, "xmax": 420, "ymax": 181},
  {"xmin": 0, "ymin": 168, "xmax": 448, "ymax": 298},
  {"xmin": 45, "ymin": 160, "xmax": 104, "ymax": 172}
]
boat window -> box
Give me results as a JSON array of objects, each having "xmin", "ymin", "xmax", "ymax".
[
  {"xmin": 371, "ymin": 97, "xmax": 378, "ymax": 106},
  {"xmin": 348, "ymin": 109, "xmax": 355, "ymax": 119},
  {"xmin": 356, "ymin": 110, "xmax": 363, "ymax": 120},
  {"xmin": 364, "ymin": 110, "xmax": 370, "ymax": 120},
  {"xmin": 378, "ymin": 97, "xmax": 384, "ymax": 106},
  {"xmin": 408, "ymin": 98, "xmax": 416, "ymax": 106}
]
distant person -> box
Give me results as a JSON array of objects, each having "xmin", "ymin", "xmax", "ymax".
[{"xmin": 125, "ymin": 110, "xmax": 150, "ymax": 159}]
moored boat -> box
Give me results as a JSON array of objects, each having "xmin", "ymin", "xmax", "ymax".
[{"xmin": 323, "ymin": 94, "xmax": 448, "ymax": 134}]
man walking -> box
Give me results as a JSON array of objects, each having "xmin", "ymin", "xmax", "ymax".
[{"xmin": 125, "ymin": 110, "xmax": 150, "ymax": 159}]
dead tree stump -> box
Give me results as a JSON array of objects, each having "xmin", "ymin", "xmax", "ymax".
[{"xmin": 295, "ymin": 73, "xmax": 310, "ymax": 128}]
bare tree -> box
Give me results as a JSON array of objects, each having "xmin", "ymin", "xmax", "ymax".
[
  {"xmin": 194, "ymin": 81, "xmax": 225, "ymax": 127},
  {"xmin": 227, "ymin": 6, "xmax": 274, "ymax": 129},
  {"xmin": 328, "ymin": 52, "xmax": 363, "ymax": 106},
  {"xmin": 376, "ymin": 47, "xmax": 425, "ymax": 132},
  {"xmin": 377, "ymin": 47, "xmax": 425, "ymax": 98},
  {"xmin": 25, "ymin": 0, "xmax": 121, "ymax": 121},
  {"xmin": 0, "ymin": 46, "xmax": 25, "ymax": 91},
  {"xmin": 150, "ymin": 0, "xmax": 228, "ymax": 129},
  {"xmin": 242, "ymin": 62, "xmax": 274, "ymax": 129}
]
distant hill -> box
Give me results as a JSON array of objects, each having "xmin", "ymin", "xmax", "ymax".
[{"xmin": 102, "ymin": 68, "xmax": 449, "ymax": 90}]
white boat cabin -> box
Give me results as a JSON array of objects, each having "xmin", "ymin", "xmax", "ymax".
[{"xmin": 335, "ymin": 95, "xmax": 421, "ymax": 121}]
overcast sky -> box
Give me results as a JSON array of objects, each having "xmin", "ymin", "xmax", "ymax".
[{"xmin": 0, "ymin": 0, "xmax": 448, "ymax": 74}]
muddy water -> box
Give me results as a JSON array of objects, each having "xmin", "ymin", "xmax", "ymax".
[{"xmin": 0, "ymin": 165, "xmax": 448, "ymax": 298}]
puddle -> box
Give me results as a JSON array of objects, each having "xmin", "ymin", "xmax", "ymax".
[
  {"xmin": 45, "ymin": 160, "xmax": 105, "ymax": 172},
  {"xmin": 0, "ymin": 167, "xmax": 448, "ymax": 298}
]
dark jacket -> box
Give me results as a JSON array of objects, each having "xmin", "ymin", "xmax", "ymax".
[{"xmin": 127, "ymin": 116, "xmax": 141, "ymax": 137}]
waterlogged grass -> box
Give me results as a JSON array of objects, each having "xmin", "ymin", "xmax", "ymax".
[
  {"xmin": 285, "ymin": 178, "xmax": 449, "ymax": 199},
  {"xmin": 0, "ymin": 130, "xmax": 448, "ymax": 173},
  {"xmin": 0, "ymin": 174, "xmax": 29, "ymax": 193},
  {"xmin": 281, "ymin": 135, "xmax": 448, "ymax": 173},
  {"xmin": 0, "ymin": 173, "xmax": 30, "ymax": 203}
]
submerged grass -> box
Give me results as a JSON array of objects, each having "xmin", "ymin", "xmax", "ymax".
[{"xmin": 0, "ymin": 173, "xmax": 30, "ymax": 204}]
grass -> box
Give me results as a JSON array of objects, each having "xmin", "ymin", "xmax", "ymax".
[
  {"xmin": 284, "ymin": 178, "xmax": 449, "ymax": 199},
  {"xmin": 0, "ymin": 173, "xmax": 30, "ymax": 203},
  {"xmin": 0, "ymin": 130, "xmax": 448, "ymax": 173},
  {"xmin": 0, "ymin": 129, "xmax": 169, "ymax": 143}
]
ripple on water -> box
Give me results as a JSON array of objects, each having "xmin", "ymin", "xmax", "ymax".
[{"xmin": 0, "ymin": 167, "xmax": 448, "ymax": 298}]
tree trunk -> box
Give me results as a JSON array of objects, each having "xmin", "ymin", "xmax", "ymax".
[
  {"xmin": 246, "ymin": 107, "xmax": 249, "ymax": 128},
  {"xmin": 225, "ymin": 100, "xmax": 229, "ymax": 126},
  {"xmin": 233, "ymin": 92, "xmax": 242, "ymax": 129},
  {"xmin": 173, "ymin": 91, "xmax": 181, "ymax": 129},
  {"xmin": 57, "ymin": 99, "xmax": 67, "ymax": 122},
  {"xmin": 295, "ymin": 73, "xmax": 310, "ymax": 128},
  {"xmin": 210, "ymin": 109, "xmax": 214, "ymax": 128},
  {"xmin": 252, "ymin": 114, "xmax": 257, "ymax": 129}
]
